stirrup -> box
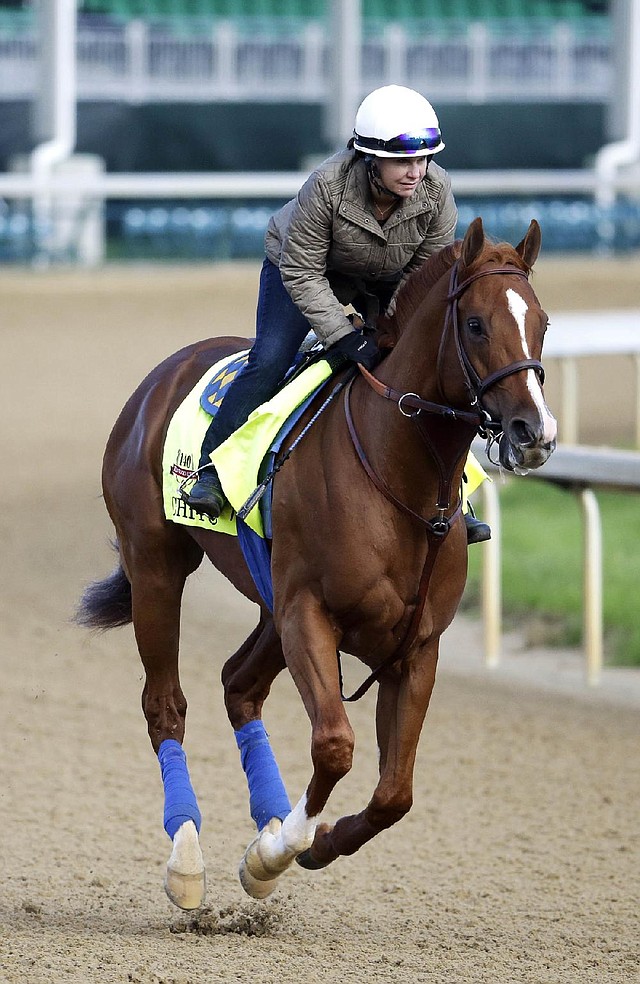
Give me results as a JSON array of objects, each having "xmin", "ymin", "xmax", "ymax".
[
  {"xmin": 185, "ymin": 469, "xmax": 226, "ymax": 519},
  {"xmin": 464, "ymin": 511, "xmax": 491, "ymax": 544}
]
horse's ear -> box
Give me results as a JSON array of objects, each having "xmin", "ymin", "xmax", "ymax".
[
  {"xmin": 460, "ymin": 217, "xmax": 485, "ymax": 270},
  {"xmin": 515, "ymin": 219, "xmax": 541, "ymax": 269}
]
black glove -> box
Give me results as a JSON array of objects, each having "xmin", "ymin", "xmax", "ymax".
[{"xmin": 328, "ymin": 330, "xmax": 381, "ymax": 371}]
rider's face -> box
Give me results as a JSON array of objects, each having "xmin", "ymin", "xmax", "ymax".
[{"xmin": 375, "ymin": 156, "xmax": 428, "ymax": 198}]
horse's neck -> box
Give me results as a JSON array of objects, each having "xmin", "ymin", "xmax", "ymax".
[
  {"xmin": 383, "ymin": 286, "xmax": 449, "ymax": 403},
  {"xmin": 352, "ymin": 297, "xmax": 473, "ymax": 515}
]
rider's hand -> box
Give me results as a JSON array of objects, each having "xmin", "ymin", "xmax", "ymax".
[{"xmin": 328, "ymin": 330, "xmax": 381, "ymax": 371}]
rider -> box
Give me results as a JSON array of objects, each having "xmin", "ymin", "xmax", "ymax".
[{"xmin": 187, "ymin": 84, "xmax": 490, "ymax": 543}]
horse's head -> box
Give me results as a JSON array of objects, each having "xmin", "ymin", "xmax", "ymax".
[{"xmin": 442, "ymin": 217, "xmax": 557, "ymax": 472}]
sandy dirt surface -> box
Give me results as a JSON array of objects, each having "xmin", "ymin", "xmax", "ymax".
[{"xmin": 1, "ymin": 260, "xmax": 638, "ymax": 984}]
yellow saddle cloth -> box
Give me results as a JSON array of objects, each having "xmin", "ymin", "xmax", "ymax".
[{"xmin": 162, "ymin": 351, "xmax": 334, "ymax": 537}]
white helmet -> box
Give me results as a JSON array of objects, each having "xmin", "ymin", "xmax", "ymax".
[{"xmin": 353, "ymin": 85, "xmax": 445, "ymax": 158}]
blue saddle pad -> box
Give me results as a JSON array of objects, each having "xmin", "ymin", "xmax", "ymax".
[
  {"xmin": 200, "ymin": 352, "xmax": 249, "ymax": 415},
  {"xmin": 235, "ymin": 382, "xmax": 329, "ymax": 613}
]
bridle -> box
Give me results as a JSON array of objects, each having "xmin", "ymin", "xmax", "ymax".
[
  {"xmin": 439, "ymin": 259, "xmax": 545, "ymax": 414},
  {"xmin": 355, "ymin": 260, "xmax": 545, "ymax": 441},
  {"xmin": 339, "ymin": 259, "xmax": 546, "ymax": 701}
]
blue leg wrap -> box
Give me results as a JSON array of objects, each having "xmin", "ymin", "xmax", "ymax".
[
  {"xmin": 158, "ymin": 739, "xmax": 202, "ymax": 840},
  {"xmin": 235, "ymin": 720, "xmax": 291, "ymax": 831}
]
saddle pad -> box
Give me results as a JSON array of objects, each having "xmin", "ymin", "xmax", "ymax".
[
  {"xmin": 162, "ymin": 350, "xmax": 333, "ymax": 537},
  {"xmin": 199, "ymin": 351, "xmax": 248, "ymax": 415}
]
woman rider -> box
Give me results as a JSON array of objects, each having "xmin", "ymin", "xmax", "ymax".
[{"xmin": 187, "ymin": 84, "xmax": 490, "ymax": 543}]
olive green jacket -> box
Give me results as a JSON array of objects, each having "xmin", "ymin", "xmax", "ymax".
[{"xmin": 264, "ymin": 147, "xmax": 458, "ymax": 348}]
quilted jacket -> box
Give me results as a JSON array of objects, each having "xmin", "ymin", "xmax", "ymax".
[{"xmin": 264, "ymin": 147, "xmax": 458, "ymax": 347}]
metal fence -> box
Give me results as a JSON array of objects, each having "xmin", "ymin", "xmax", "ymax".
[
  {"xmin": 475, "ymin": 440, "xmax": 640, "ymax": 686},
  {"xmin": 0, "ymin": 17, "xmax": 611, "ymax": 103}
]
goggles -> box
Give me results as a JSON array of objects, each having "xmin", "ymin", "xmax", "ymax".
[{"xmin": 353, "ymin": 128, "xmax": 442, "ymax": 155}]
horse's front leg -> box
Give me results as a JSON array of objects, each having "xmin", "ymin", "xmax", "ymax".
[
  {"xmin": 238, "ymin": 598, "xmax": 355, "ymax": 898},
  {"xmin": 299, "ymin": 639, "xmax": 439, "ymax": 868}
]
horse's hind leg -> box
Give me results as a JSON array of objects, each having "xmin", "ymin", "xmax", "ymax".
[
  {"xmin": 119, "ymin": 527, "xmax": 207, "ymax": 910},
  {"xmin": 221, "ymin": 618, "xmax": 301, "ymax": 899},
  {"xmin": 222, "ymin": 615, "xmax": 285, "ymax": 730}
]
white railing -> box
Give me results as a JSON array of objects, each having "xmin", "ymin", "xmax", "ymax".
[
  {"xmin": 475, "ymin": 441, "xmax": 640, "ymax": 687},
  {"xmin": 544, "ymin": 312, "xmax": 640, "ymax": 447},
  {"xmin": 4, "ymin": 168, "xmax": 638, "ymax": 200},
  {"xmin": 0, "ymin": 18, "xmax": 611, "ymax": 103},
  {"xmin": 1, "ymin": 166, "xmax": 639, "ymax": 266}
]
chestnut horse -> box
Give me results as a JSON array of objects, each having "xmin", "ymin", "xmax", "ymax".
[{"xmin": 77, "ymin": 218, "xmax": 556, "ymax": 909}]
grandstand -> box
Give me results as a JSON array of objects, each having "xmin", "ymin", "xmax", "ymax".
[
  {"xmin": 0, "ymin": 0, "xmax": 612, "ymax": 104},
  {"xmin": 73, "ymin": 0, "xmax": 609, "ymax": 26},
  {"xmin": 0, "ymin": 1, "xmax": 610, "ymax": 23}
]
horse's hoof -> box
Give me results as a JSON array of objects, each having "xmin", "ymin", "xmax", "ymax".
[
  {"xmin": 295, "ymin": 848, "xmax": 332, "ymax": 870},
  {"xmin": 238, "ymin": 858, "xmax": 278, "ymax": 900},
  {"xmin": 238, "ymin": 818, "xmax": 282, "ymax": 899},
  {"xmin": 164, "ymin": 868, "xmax": 207, "ymax": 910},
  {"xmin": 164, "ymin": 820, "xmax": 206, "ymax": 910}
]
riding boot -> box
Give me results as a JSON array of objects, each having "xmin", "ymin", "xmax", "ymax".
[
  {"xmin": 186, "ymin": 463, "xmax": 226, "ymax": 520},
  {"xmin": 464, "ymin": 505, "xmax": 491, "ymax": 544}
]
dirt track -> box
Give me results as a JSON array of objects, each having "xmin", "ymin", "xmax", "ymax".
[{"xmin": 0, "ymin": 259, "xmax": 639, "ymax": 984}]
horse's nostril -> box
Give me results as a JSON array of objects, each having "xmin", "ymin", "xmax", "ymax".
[{"xmin": 509, "ymin": 419, "xmax": 537, "ymax": 448}]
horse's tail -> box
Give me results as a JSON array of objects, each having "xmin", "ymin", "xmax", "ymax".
[{"xmin": 75, "ymin": 540, "xmax": 133, "ymax": 630}]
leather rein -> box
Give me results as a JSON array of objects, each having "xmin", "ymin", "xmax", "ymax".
[{"xmin": 339, "ymin": 260, "xmax": 545, "ymax": 701}]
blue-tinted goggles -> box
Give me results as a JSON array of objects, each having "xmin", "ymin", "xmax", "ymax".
[{"xmin": 354, "ymin": 128, "xmax": 442, "ymax": 155}]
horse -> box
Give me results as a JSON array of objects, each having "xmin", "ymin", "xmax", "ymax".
[{"xmin": 76, "ymin": 217, "xmax": 557, "ymax": 909}]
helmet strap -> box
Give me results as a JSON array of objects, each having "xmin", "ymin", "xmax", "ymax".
[{"xmin": 365, "ymin": 158, "xmax": 401, "ymax": 201}]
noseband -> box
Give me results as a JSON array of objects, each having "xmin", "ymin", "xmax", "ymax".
[{"xmin": 441, "ymin": 259, "xmax": 545, "ymax": 422}]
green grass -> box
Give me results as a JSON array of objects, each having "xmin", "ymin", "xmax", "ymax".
[{"xmin": 464, "ymin": 479, "xmax": 640, "ymax": 666}]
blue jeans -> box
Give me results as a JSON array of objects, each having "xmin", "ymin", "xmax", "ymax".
[{"xmin": 198, "ymin": 258, "xmax": 312, "ymax": 468}]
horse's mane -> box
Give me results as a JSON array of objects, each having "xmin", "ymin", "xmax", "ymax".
[{"xmin": 376, "ymin": 236, "xmax": 531, "ymax": 349}]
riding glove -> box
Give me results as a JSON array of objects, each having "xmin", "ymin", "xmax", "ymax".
[{"xmin": 328, "ymin": 330, "xmax": 381, "ymax": 371}]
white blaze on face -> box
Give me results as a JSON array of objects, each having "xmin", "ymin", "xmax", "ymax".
[{"xmin": 506, "ymin": 287, "xmax": 557, "ymax": 443}]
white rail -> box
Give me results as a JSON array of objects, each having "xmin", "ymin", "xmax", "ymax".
[
  {"xmin": 474, "ymin": 441, "xmax": 640, "ymax": 686},
  {"xmin": 545, "ymin": 312, "xmax": 640, "ymax": 447},
  {"xmin": 1, "ymin": 167, "xmax": 639, "ymax": 200}
]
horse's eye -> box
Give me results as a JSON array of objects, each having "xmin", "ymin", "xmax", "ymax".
[{"xmin": 466, "ymin": 317, "xmax": 483, "ymax": 336}]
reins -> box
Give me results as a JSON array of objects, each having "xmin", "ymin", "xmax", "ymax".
[{"xmin": 339, "ymin": 258, "xmax": 544, "ymax": 701}]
